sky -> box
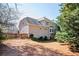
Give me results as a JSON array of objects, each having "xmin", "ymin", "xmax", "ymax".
[{"xmin": 9, "ymin": 3, "xmax": 60, "ymax": 20}]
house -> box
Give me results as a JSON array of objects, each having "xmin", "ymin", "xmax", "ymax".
[{"xmin": 19, "ymin": 17, "xmax": 57, "ymax": 39}]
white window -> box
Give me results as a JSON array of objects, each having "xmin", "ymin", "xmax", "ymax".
[
  {"xmin": 49, "ymin": 29, "xmax": 53, "ymax": 32},
  {"xmin": 52, "ymin": 29, "xmax": 53, "ymax": 32},
  {"xmin": 50, "ymin": 29, "xmax": 51, "ymax": 32}
]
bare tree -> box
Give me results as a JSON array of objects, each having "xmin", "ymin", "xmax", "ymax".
[{"xmin": 0, "ymin": 3, "xmax": 19, "ymax": 33}]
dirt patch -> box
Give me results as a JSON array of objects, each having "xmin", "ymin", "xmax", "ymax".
[{"xmin": 0, "ymin": 39, "xmax": 79, "ymax": 56}]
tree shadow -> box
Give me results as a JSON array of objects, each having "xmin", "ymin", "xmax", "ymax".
[
  {"xmin": 0, "ymin": 43, "xmax": 22, "ymax": 56},
  {"xmin": 31, "ymin": 39, "xmax": 56, "ymax": 43},
  {"xmin": 0, "ymin": 42, "xmax": 63, "ymax": 56},
  {"xmin": 60, "ymin": 43, "xmax": 69, "ymax": 45},
  {"xmin": 20, "ymin": 43, "xmax": 63, "ymax": 56}
]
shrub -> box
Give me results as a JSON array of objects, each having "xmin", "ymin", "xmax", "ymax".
[
  {"xmin": 31, "ymin": 36, "xmax": 49, "ymax": 42},
  {"xmin": 29, "ymin": 34, "xmax": 34, "ymax": 38},
  {"xmin": 55, "ymin": 31, "xmax": 79, "ymax": 52},
  {"xmin": 0, "ymin": 35, "xmax": 6, "ymax": 40},
  {"xmin": 50, "ymin": 33, "xmax": 56, "ymax": 41},
  {"xmin": 55, "ymin": 31, "xmax": 69, "ymax": 43},
  {"xmin": 31, "ymin": 37, "xmax": 38, "ymax": 41},
  {"xmin": 50, "ymin": 32, "xmax": 56, "ymax": 39},
  {"xmin": 38, "ymin": 36, "xmax": 43, "ymax": 41},
  {"xmin": 0, "ymin": 29, "xmax": 6, "ymax": 41},
  {"xmin": 44, "ymin": 36, "xmax": 48, "ymax": 40},
  {"xmin": 69, "ymin": 37, "xmax": 79, "ymax": 52}
]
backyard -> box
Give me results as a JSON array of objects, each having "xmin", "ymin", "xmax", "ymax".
[
  {"xmin": 0, "ymin": 3, "xmax": 79, "ymax": 56},
  {"xmin": 0, "ymin": 39, "xmax": 79, "ymax": 56}
]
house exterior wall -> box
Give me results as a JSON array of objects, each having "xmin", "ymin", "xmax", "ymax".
[
  {"xmin": 29, "ymin": 24, "xmax": 49, "ymax": 38},
  {"xmin": 19, "ymin": 23, "xmax": 49, "ymax": 38},
  {"xmin": 40, "ymin": 19, "xmax": 56, "ymax": 34},
  {"xmin": 19, "ymin": 25, "xmax": 29, "ymax": 34}
]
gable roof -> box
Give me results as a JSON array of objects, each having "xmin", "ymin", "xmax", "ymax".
[
  {"xmin": 19, "ymin": 17, "xmax": 42, "ymax": 31},
  {"xmin": 39, "ymin": 17, "xmax": 56, "ymax": 25},
  {"xmin": 39, "ymin": 17, "xmax": 52, "ymax": 22},
  {"xmin": 21, "ymin": 17, "xmax": 41, "ymax": 25}
]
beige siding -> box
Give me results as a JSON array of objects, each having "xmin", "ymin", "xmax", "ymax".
[{"xmin": 29, "ymin": 24, "xmax": 49, "ymax": 38}]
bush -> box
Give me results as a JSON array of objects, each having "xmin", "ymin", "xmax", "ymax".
[
  {"xmin": 55, "ymin": 31, "xmax": 79, "ymax": 52},
  {"xmin": 50, "ymin": 33, "xmax": 56, "ymax": 39},
  {"xmin": 44, "ymin": 36, "xmax": 48, "ymax": 40},
  {"xmin": 29, "ymin": 34, "xmax": 34, "ymax": 38},
  {"xmin": 31, "ymin": 36, "xmax": 48, "ymax": 41},
  {"xmin": 31, "ymin": 37, "xmax": 38, "ymax": 41},
  {"xmin": 55, "ymin": 31, "xmax": 69, "ymax": 43},
  {"xmin": 31, "ymin": 36, "xmax": 49, "ymax": 42},
  {"xmin": 38, "ymin": 36, "xmax": 48, "ymax": 41},
  {"xmin": 0, "ymin": 29, "xmax": 6, "ymax": 41},
  {"xmin": 69, "ymin": 37, "xmax": 79, "ymax": 52},
  {"xmin": 30, "ymin": 34, "xmax": 38, "ymax": 41},
  {"xmin": 38, "ymin": 36, "xmax": 44, "ymax": 41},
  {"xmin": 0, "ymin": 35, "xmax": 6, "ymax": 40}
]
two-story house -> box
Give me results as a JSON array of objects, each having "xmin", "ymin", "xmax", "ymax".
[{"xmin": 19, "ymin": 17, "xmax": 56, "ymax": 39}]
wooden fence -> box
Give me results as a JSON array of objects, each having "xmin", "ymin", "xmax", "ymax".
[{"xmin": 4, "ymin": 33, "xmax": 29, "ymax": 39}]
